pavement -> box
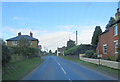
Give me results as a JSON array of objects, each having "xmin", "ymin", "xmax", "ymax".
[{"xmin": 22, "ymin": 55, "xmax": 117, "ymax": 80}]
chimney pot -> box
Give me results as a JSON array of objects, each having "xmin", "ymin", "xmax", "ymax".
[
  {"xmin": 117, "ymin": 8, "xmax": 119, "ymax": 13},
  {"xmin": 30, "ymin": 31, "xmax": 33, "ymax": 37},
  {"xmin": 18, "ymin": 32, "xmax": 21, "ymax": 36},
  {"xmin": 115, "ymin": 8, "xmax": 120, "ymax": 20}
]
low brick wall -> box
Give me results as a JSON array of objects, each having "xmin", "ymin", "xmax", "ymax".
[{"xmin": 80, "ymin": 57, "xmax": 120, "ymax": 70}]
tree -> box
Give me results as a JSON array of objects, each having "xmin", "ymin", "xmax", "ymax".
[
  {"xmin": 1, "ymin": 39, "xmax": 11, "ymax": 65},
  {"xmin": 64, "ymin": 44, "xmax": 96, "ymax": 56},
  {"xmin": 91, "ymin": 26, "xmax": 102, "ymax": 46},
  {"xmin": 49, "ymin": 50, "xmax": 52, "ymax": 54},
  {"xmin": 67, "ymin": 39, "xmax": 75, "ymax": 49},
  {"xmin": 11, "ymin": 38, "xmax": 39, "ymax": 58},
  {"xmin": 17, "ymin": 37, "xmax": 30, "ymax": 48},
  {"xmin": 18, "ymin": 38, "xmax": 31, "ymax": 55},
  {"xmin": 84, "ymin": 50, "xmax": 94, "ymax": 58},
  {"xmin": 106, "ymin": 17, "xmax": 115, "ymax": 30},
  {"xmin": 55, "ymin": 50, "xmax": 57, "ymax": 54}
]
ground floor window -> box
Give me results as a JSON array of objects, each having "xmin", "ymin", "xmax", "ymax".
[
  {"xmin": 29, "ymin": 41, "xmax": 32, "ymax": 45},
  {"xmin": 12, "ymin": 41, "xmax": 17, "ymax": 45},
  {"xmin": 103, "ymin": 44, "xmax": 107, "ymax": 54}
]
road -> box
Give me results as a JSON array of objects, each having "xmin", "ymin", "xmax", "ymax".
[{"xmin": 22, "ymin": 55, "xmax": 116, "ymax": 80}]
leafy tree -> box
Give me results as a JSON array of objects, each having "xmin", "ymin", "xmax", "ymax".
[
  {"xmin": 49, "ymin": 50, "xmax": 52, "ymax": 54},
  {"xmin": 64, "ymin": 45, "xmax": 79, "ymax": 55},
  {"xmin": 106, "ymin": 17, "xmax": 115, "ymax": 30},
  {"xmin": 55, "ymin": 50, "xmax": 57, "ymax": 54},
  {"xmin": 17, "ymin": 38, "xmax": 30, "ymax": 48},
  {"xmin": 17, "ymin": 38, "xmax": 30, "ymax": 57},
  {"xmin": 67, "ymin": 39, "xmax": 75, "ymax": 49},
  {"xmin": 11, "ymin": 38, "xmax": 39, "ymax": 59},
  {"xmin": 91, "ymin": 26, "xmax": 102, "ymax": 46},
  {"xmin": 1, "ymin": 39, "xmax": 11, "ymax": 65},
  {"xmin": 28, "ymin": 48, "xmax": 39, "ymax": 57},
  {"xmin": 64, "ymin": 44, "xmax": 96, "ymax": 56},
  {"xmin": 84, "ymin": 50, "xmax": 94, "ymax": 58}
]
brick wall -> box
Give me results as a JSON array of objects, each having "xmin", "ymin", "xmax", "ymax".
[
  {"xmin": 96, "ymin": 9, "xmax": 120, "ymax": 58},
  {"xmin": 97, "ymin": 24, "xmax": 119, "ymax": 58},
  {"xmin": 7, "ymin": 41, "xmax": 38, "ymax": 48},
  {"xmin": 96, "ymin": 23, "xmax": 119, "ymax": 58},
  {"xmin": 118, "ymin": 23, "xmax": 120, "ymax": 55}
]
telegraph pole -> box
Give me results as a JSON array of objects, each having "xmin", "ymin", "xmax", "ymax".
[
  {"xmin": 76, "ymin": 30, "xmax": 78, "ymax": 46},
  {"xmin": 57, "ymin": 47, "xmax": 58, "ymax": 56}
]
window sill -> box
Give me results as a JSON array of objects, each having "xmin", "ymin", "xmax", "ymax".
[
  {"xmin": 114, "ymin": 35, "xmax": 118, "ymax": 37},
  {"xmin": 103, "ymin": 53, "xmax": 107, "ymax": 54},
  {"xmin": 115, "ymin": 52, "xmax": 118, "ymax": 54}
]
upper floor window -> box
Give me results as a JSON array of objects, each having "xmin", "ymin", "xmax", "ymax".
[
  {"xmin": 103, "ymin": 44, "xmax": 107, "ymax": 54},
  {"xmin": 114, "ymin": 25, "xmax": 118, "ymax": 36},
  {"xmin": 114, "ymin": 40, "xmax": 118, "ymax": 54},
  {"xmin": 12, "ymin": 41, "xmax": 17, "ymax": 45}
]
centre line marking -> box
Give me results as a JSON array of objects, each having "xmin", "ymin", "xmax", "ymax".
[
  {"xmin": 61, "ymin": 67, "xmax": 66, "ymax": 75},
  {"xmin": 58, "ymin": 63, "xmax": 60, "ymax": 66}
]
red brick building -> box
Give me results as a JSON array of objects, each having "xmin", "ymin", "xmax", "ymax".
[{"xmin": 96, "ymin": 8, "xmax": 120, "ymax": 58}]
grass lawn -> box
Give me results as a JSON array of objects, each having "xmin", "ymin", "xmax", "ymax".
[
  {"xmin": 2, "ymin": 57, "xmax": 44, "ymax": 80},
  {"xmin": 61, "ymin": 56, "xmax": 119, "ymax": 76}
]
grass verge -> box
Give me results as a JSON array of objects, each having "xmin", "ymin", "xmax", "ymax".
[
  {"xmin": 61, "ymin": 56, "xmax": 119, "ymax": 76},
  {"xmin": 2, "ymin": 57, "xmax": 44, "ymax": 80}
]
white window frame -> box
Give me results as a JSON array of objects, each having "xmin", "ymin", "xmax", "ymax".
[
  {"xmin": 114, "ymin": 40, "xmax": 118, "ymax": 54},
  {"xmin": 12, "ymin": 41, "xmax": 17, "ymax": 45},
  {"xmin": 103, "ymin": 44, "xmax": 107, "ymax": 54},
  {"xmin": 114, "ymin": 25, "xmax": 118, "ymax": 36},
  {"xmin": 29, "ymin": 41, "xmax": 32, "ymax": 45}
]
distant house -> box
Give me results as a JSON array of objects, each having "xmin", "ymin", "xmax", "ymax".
[
  {"xmin": 6, "ymin": 32, "xmax": 39, "ymax": 48},
  {"xmin": 96, "ymin": 8, "xmax": 120, "ymax": 58},
  {"xmin": 38, "ymin": 45, "xmax": 42, "ymax": 50},
  {"xmin": 57, "ymin": 47, "xmax": 66, "ymax": 56}
]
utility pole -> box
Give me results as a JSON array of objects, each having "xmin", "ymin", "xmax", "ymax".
[
  {"xmin": 76, "ymin": 30, "xmax": 78, "ymax": 46},
  {"xmin": 57, "ymin": 47, "xmax": 58, "ymax": 56}
]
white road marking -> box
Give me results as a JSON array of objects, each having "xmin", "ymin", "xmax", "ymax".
[
  {"xmin": 61, "ymin": 67, "xmax": 66, "ymax": 75},
  {"xmin": 69, "ymin": 78, "xmax": 71, "ymax": 80},
  {"xmin": 58, "ymin": 63, "xmax": 60, "ymax": 66},
  {"xmin": 57, "ymin": 62, "xmax": 70, "ymax": 80}
]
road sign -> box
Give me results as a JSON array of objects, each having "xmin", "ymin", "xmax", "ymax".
[{"xmin": 98, "ymin": 54, "xmax": 102, "ymax": 58}]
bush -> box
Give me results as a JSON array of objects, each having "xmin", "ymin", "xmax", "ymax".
[
  {"xmin": 92, "ymin": 53, "xmax": 98, "ymax": 59},
  {"xmin": 1, "ymin": 40, "xmax": 11, "ymax": 65},
  {"xmin": 64, "ymin": 44, "xmax": 96, "ymax": 56},
  {"xmin": 118, "ymin": 48, "xmax": 120, "ymax": 62},
  {"xmin": 104, "ymin": 55, "xmax": 118, "ymax": 61},
  {"xmin": 10, "ymin": 47, "xmax": 39, "ymax": 59},
  {"xmin": 84, "ymin": 50, "xmax": 94, "ymax": 58},
  {"xmin": 64, "ymin": 45, "xmax": 79, "ymax": 55}
]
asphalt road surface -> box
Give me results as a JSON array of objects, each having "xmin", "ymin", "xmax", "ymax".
[{"xmin": 22, "ymin": 55, "xmax": 116, "ymax": 80}]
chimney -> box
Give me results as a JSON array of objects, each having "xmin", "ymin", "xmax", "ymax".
[
  {"xmin": 18, "ymin": 32, "xmax": 21, "ymax": 36},
  {"xmin": 115, "ymin": 8, "xmax": 120, "ymax": 20},
  {"xmin": 30, "ymin": 31, "xmax": 33, "ymax": 37}
]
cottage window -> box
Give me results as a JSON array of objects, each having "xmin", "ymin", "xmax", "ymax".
[
  {"xmin": 114, "ymin": 40, "xmax": 118, "ymax": 54},
  {"xmin": 12, "ymin": 41, "xmax": 17, "ymax": 45},
  {"xmin": 114, "ymin": 25, "xmax": 118, "ymax": 36},
  {"xmin": 29, "ymin": 41, "xmax": 32, "ymax": 45},
  {"xmin": 103, "ymin": 44, "xmax": 107, "ymax": 54}
]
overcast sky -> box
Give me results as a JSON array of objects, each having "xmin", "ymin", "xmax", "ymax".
[{"xmin": 2, "ymin": 2, "xmax": 118, "ymax": 52}]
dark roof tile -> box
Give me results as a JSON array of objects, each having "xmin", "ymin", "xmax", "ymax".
[
  {"xmin": 100, "ymin": 18, "xmax": 120, "ymax": 35},
  {"xmin": 6, "ymin": 35, "xmax": 38, "ymax": 41}
]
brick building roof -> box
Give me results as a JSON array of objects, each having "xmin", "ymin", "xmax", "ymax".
[
  {"xmin": 101, "ymin": 18, "xmax": 120, "ymax": 35},
  {"xmin": 6, "ymin": 35, "xmax": 38, "ymax": 41}
]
